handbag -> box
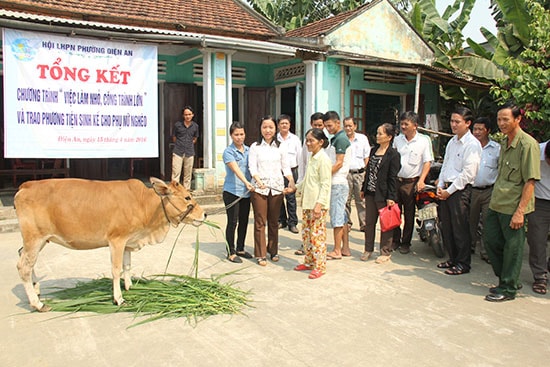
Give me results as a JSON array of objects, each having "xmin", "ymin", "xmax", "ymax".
[{"xmin": 378, "ymin": 204, "xmax": 401, "ymax": 232}]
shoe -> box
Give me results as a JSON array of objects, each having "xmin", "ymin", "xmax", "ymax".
[
  {"xmin": 360, "ymin": 251, "xmax": 372, "ymax": 261},
  {"xmin": 481, "ymin": 255, "xmax": 491, "ymax": 264},
  {"xmin": 359, "ymin": 226, "xmax": 366, "ymax": 232},
  {"xmin": 485, "ymin": 293, "xmax": 515, "ymax": 302},
  {"xmin": 294, "ymin": 264, "xmax": 313, "ymax": 271},
  {"xmin": 308, "ymin": 269, "xmax": 325, "ymax": 279},
  {"xmin": 270, "ymin": 254, "xmax": 280, "ymax": 262},
  {"xmin": 257, "ymin": 258, "xmax": 267, "ymax": 266},
  {"xmin": 236, "ymin": 251, "xmax": 253, "ymax": 259},
  {"xmin": 399, "ymin": 245, "xmax": 410, "ymax": 254},
  {"xmin": 278, "ymin": 222, "xmax": 287, "ymax": 229},
  {"xmin": 288, "ymin": 225, "xmax": 299, "ymax": 234},
  {"xmin": 489, "ymin": 284, "xmax": 522, "ymax": 294},
  {"xmin": 375, "ymin": 255, "xmax": 391, "ymax": 264},
  {"xmin": 227, "ymin": 254, "xmax": 243, "ymax": 263},
  {"xmin": 294, "ymin": 249, "xmax": 305, "ymax": 255}
]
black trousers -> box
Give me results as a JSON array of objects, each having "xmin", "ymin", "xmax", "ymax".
[
  {"xmin": 438, "ymin": 186, "xmax": 472, "ymax": 269},
  {"xmin": 279, "ymin": 167, "xmax": 299, "ymax": 227},
  {"xmin": 393, "ymin": 179, "xmax": 418, "ymax": 247},
  {"xmin": 223, "ymin": 191, "xmax": 251, "ymax": 255}
]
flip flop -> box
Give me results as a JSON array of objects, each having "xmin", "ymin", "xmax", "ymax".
[
  {"xmin": 327, "ymin": 254, "xmax": 342, "ymax": 260},
  {"xmin": 341, "ymin": 253, "xmax": 352, "ymax": 257}
]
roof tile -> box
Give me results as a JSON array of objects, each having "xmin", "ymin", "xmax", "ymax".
[{"xmin": 0, "ymin": 0, "xmax": 280, "ymax": 40}]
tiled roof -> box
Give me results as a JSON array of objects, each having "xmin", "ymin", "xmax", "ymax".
[
  {"xmin": 0, "ymin": 0, "xmax": 281, "ymax": 40},
  {"xmin": 285, "ymin": 3, "xmax": 369, "ymax": 38}
]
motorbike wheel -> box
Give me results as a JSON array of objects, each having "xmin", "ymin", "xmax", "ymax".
[
  {"xmin": 418, "ymin": 227, "xmax": 428, "ymax": 242},
  {"xmin": 429, "ymin": 226, "xmax": 445, "ymax": 258}
]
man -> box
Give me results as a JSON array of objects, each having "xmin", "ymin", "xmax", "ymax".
[
  {"xmin": 277, "ymin": 114, "xmax": 301, "ymax": 234},
  {"xmin": 324, "ymin": 111, "xmax": 351, "ymax": 259},
  {"xmin": 526, "ymin": 140, "xmax": 550, "ymax": 295},
  {"xmin": 469, "ymin": 117, "xmax": 500, "ymax": 263},
  {"xmin": 436, "ymin": 106, "xmax": 481, "ymax": 275},
  {"xmin": 172, "ymin": 106, "xmax": 199, "ymax": 190},
  {"xmin": 484, "ymin": 102, "xmax": 540, "ymax": 302},
  {"xmin": 344, "ymin": 117, "xmax": 370, "ymax": 232},
  {"xmin": 393, "ymin": 111, "xmax": 433, "ymax": 254}
]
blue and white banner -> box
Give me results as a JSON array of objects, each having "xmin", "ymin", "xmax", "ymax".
[{"xmin": 3, "ymin": 28, "xmax": 158, "ymax": 158}]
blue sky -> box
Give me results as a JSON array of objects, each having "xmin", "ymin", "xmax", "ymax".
[{"xmin": 436, "ymin": 0, "xmax": 497, "ymax": 43}]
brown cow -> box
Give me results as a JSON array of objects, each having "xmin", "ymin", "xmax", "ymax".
[{"xmin": 15, "ymin": 177, "xmax": 205, "ymax": 312}]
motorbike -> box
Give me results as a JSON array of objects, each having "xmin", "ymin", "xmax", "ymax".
[{"xmin": 415, "ymin": 184, "xmax": 445, "ymax": 258}]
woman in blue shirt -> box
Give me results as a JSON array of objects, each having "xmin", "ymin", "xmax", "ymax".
[{"xmin": 223, "ymin": 122, "xmax": 255, "ymax": 263}]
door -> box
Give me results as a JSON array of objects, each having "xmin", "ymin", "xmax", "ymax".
[
  {"xmin": 162, "ymin": 83, "xmax": 201, "ymax": 179},
  {"xmin": 244, "ymin": 88, "xmax": 271, "ymax": 146}
]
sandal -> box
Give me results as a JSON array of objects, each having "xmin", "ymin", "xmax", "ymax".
[
  {"xmin": 270, "ymin": 254, "xmax": 280, "ymax": 262},
  {"xmin": 294, "ymin": 249, "xmax": 305, "ymax": 256},
  {"xmin": 308, "ymin": 269, "xmax": 325, "ymax": 279},
  {"xmin": 437, "ymin": 260, "xmax": 454, "ymax": 269},
  {"xmin": 257, "ymin": 258, "xmax": 267, "ymax": 266},
  {"xmin": 532, "ymin": 279, "xmax": 547, "ymax": 295},
  {"xmin": 294, "ymin": 264, "xmax": 312, "ymax": 271},
  {"xmin": 360, "ymin": 251, "xmax": 372, "ymax": 261},
  {"xmin": 236, "ymin": 251, "xmax": 253, "ymax": 259},
  {"xmin": 227, "ymin": 254, "xmax": 243, "ymax": 263},
  {"xmin": 444, "ymin": 264, "xmax": 470, "ymax": 275}
]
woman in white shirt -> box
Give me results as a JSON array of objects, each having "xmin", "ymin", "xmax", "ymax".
[{"xmin": 249, "ymin": 116, "xmax": 296, "ymax": 266}]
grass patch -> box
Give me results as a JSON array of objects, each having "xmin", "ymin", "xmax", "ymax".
[
  {"xmin": 45, "ymin": 274, "xmax": 252, "ymax": 328},
  {"xmin": 43, "ymin": 220, "xmax": 252, "ymax": 328}
]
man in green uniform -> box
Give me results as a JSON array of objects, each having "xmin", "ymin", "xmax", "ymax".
[{"xmin": 484, "ymin": 102, "xmax": 541, "ymax": 302}]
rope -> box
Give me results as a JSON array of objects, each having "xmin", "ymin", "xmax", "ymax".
[{"xmin": 204, "ymin": 185, "xmax": 285, "ymax": 216}]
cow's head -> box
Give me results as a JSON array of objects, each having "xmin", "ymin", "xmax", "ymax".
[{"xmin": 150, "ymin": 177, "xmax": 205, "ymax": 226}]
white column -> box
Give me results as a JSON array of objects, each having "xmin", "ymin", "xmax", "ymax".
[
  {"xmin": 304, "ymin": 60, "xmax": 317, "ymax": 125},
  {"xmin": 201, "ymin": 49, "xmax": 213, "ymax": 169}
]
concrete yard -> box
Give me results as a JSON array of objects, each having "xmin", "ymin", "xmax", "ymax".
[{"xmin": 1, "ymin": 204, "xmax": 549, "ymax": 367}]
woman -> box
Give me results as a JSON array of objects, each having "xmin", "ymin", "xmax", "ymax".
[
  {"xmin": 222, "ymin": 122, "xmax": 255, "ymax": 263},
  {"xmin": 361, "ymin": 123, "xmax": 401, "ymax": 264},
  {"xmin": 294, "ymin": 128, "xmax": 332, "ymax": 279},
  {"xmin": 249, "ymin": 116, "xmax": 296, "ymax": 266}
]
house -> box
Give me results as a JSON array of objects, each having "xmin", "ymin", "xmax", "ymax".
[{"xmin": 0, "ymin": 0, "xmax": 485, "ymax": 190}]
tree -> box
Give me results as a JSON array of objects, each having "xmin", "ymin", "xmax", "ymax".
[
  {"xmin": 245, "ymin": 0, "xmax": 367, "ymax": 30},
  {"xmin": 491, "ymin": 0, "xmax": 550, "ymax": 141}
]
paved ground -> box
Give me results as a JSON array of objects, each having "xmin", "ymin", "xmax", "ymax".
[{"xmin": 1, "ymin": 201, "xmax": 549, "ymax": 367}]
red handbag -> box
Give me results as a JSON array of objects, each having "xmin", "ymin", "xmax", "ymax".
[{"xmin": 378, "ymin": 205, "xmax": 401, "ymax": 232}]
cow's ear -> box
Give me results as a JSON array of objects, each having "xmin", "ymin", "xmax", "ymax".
[{"xmin": 150, "ymin": 177, "xmax": 172, "ymax": 197}]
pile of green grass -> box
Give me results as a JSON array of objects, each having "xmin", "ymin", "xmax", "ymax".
[
  {"xmin": 46, "ymin": 274, "xmax": 252, "ymax": 327},
  {"xmin": 44, "ymin": 221, "xmax": 252, "ymax": 327}
]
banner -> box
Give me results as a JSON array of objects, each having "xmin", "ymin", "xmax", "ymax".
[{"xmin": 3, "ymin": 28, "xmax": 158, "ymax": 158}]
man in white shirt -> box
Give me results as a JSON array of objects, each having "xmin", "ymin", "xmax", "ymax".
[
  {"xmin": 344, "ymin": 117, "xmax": 370, "ymax": 232},
  {"xmin": 436, "ymin": 106, "xmax": 481, "ymax": 275},
  {"xmin": 277, "ymin": 114, "xmax": 302, "ymax": 234},
  {"xmin": 469, "ymin": 117, "xmax": 500, "ymax": 263},
  {"xmin": 526, "ymin": 140, "xmax": 550, "ymax": 295},
  {"xmin": 393, "ymin": 111, "xmax": 433, "ymax": 254}
]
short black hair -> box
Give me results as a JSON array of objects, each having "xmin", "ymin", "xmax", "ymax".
[
  {"xmin": 452, "ymin": 106, "xmax": 474, "ymax": 123},
  {"xmin": 399, "ymin": 111, "xmax": 419, "ymax": 125},
  {"xmin": 310, "ymin": 112, "xmax": 324, "ymax": 122},
  {"xmin": 497, "ymin": 101, "xmax": 522, "ymax": 119},
  {"xmin": 472, "ymin": 117, "xmax": 493, "ymax": 132},
  {"xmin": 323, "ymin": 111, "xmax": 340, "ymax": 122}
]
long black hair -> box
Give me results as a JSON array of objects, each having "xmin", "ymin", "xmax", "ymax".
[{"xmin": 256, "ymin": 115, "xmax": 280, "ymax": 147}]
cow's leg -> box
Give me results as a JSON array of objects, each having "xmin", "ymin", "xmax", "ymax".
[
  {"xmin": 123, "ymin": 249, "xmax": 132, "ymax": 291},
  {"xmin": 17, "ymin": 240, "xmax": 50, "ymax": 312},
  {"xmin": 109, "ymin": 241, "xmax": 126, "ymax": 306}
]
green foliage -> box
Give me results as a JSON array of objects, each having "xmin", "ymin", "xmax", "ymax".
[
  {"xmin": 492, "ymin": 0, "xmax": 550, "ymax": 141},
  {"xmin": 246, "ymin": 0, "xmax": 368, "ymax": 30}
]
